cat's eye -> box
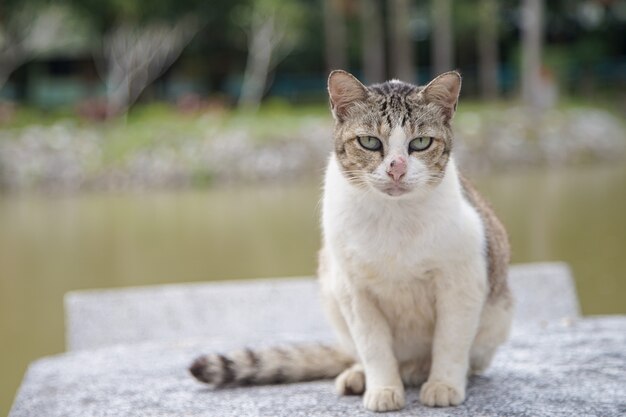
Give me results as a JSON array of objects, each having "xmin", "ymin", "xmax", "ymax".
[
  {"xmin": 357, "ymin": 136, "xmax": 382, "ymax": 151},
  {"xmin": 409, "ymin": 136, "xmax": 433, "ymax": 152}
]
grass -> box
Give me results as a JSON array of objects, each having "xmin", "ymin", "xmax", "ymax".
[
  {"xmin": 1, "ymin": 106, "xmax": 77, "ymax": 129},
  {"xmin": 97, "ymin": 100, "xmax": 332, "ymax": 163},
  {"xmin": 3, "ymin": 96, "xmax": 621, "ymax": 130},
  {"xmin": 2, "ymin": 97, "xmax": 623, "ymax": 164},
  {"xmin": 1, "ymin": 97, "xmax": 623, "ymax": 192},
  {"xmin": 0, "ymin": 100, "xmax": 326, "ymax": 161}
]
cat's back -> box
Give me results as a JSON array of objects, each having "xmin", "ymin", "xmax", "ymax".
[{"xmin": 459, "ymin": 175, "xmax": 511, "ymax": 301}]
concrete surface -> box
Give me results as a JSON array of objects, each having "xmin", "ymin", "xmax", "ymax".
[
  {"xmin": 65, "ymin": 262, "xmax": 579, "ymax": 351},
  {"xmin": 10, "ymin": 317, "xmax": 626, "ymax": 417},
  {"xmin": 11, "ymin": 262, "xmax": 622, "ymax": 417}
]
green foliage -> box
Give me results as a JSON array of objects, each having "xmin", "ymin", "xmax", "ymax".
[
  {"xmin": 0, "ymin": 106, "xmax": 76, "ymax": 130},
  {"xmin": 2, "ymin": 0, "xmax": 625, "ymax": 103},
  {"xmin": 60, "ymin": 0, "xmax": 235, "ymax": 30},
  {"xmin": 92, "ymin": 100, "xmax": 328, "ymax": 163}
]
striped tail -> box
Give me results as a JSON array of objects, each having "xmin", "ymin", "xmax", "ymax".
[{"xmin": 189, "ymin": 344, "xmax": 354, "ymax": 387}]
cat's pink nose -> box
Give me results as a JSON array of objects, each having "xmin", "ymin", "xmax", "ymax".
[{"xmin": 387, "ymin": 157, "xmax": 407, "ymax": 181}]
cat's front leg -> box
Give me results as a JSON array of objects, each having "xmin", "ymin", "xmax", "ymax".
[
  {"xmin": 420, "ymin": 263, "xmax": 487, "ymax": 407},
  {"xmin": 337, "ymin": 289, "xmax": 405, "ymax": 412}
]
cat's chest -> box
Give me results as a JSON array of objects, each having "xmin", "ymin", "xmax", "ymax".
[
  {"xmin": 322, "ymin": 158, "xmax": 484, "ymax": 283},
  {"xmin": 329, "ymin": 201, "xmax": 458, "ymax": 280}
]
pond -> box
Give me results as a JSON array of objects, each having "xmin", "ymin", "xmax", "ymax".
[{"xmin": 1, "ymin": 163, "xmax": 625, "ymax": 413}]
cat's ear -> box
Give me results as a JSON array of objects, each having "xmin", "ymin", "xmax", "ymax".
[
  {"xmin": 328, "ymin": 70, "xmax": 368, "ymax": 122},
  {"xmin": 420, "ymin": 71, "xmax": 462, "ymax": 117}
]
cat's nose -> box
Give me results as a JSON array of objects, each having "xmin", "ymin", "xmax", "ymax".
[{"xmin": 387, "ymin": 157, "xmax": 407, "ymax": 181}]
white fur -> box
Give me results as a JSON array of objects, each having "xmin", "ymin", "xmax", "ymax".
[{"xmin": 320, "ymin": 152, "xmax": 510, "ymax": 411}]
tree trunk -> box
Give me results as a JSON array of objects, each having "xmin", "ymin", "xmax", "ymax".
[
  {"xmin": 105, "ymin": 71, "xmax": 130, "ymax": 119},
  {"xmin": 0, "ymin": 66, "xmax": 16, "ymax": 92},
  {"xmin": 237, "ymin": 1, "xmax": 300, "ymax": 111},
  {"xmin": 521, "ymin": 0, "xmax": 543, "ymax": 108},
  {"xmin": 238, "ymin": 15, "xmax": 276, "ymax": 111},
  {"xmin": 360, "ymin": 0, "xmax": 385, "ymax": 83},
  {"xmin": 388, "ymin": 0, "xmax": 415, "ymax": 83},
  {"xmin": 477, "ymin": 0, "xmax": 499, "ymax": 99},
  {"xmin": 0, "ymin": 6, "xmax": 66, "ymax": 92},
  {"xmin": 0, "ymin": 46, "xmax": 21, "ymax": 91},
  {"xmin": 431, "ymin": 0, "xmax": 454, "ymax": 76},
  {"xmin": 323, "ymin": 0, "xmax": 348, "ymax": 72}
]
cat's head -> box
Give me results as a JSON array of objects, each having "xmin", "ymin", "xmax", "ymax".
[{"xmin": 327, "ymin": 70, "xmax": 461, "ymax": 198}]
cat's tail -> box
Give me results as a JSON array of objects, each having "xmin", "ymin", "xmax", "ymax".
[{"xmin": 189, "ymin": 344, "xmax": 354, "ymax": 387}]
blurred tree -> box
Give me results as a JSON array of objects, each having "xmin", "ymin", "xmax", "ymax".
[
  {"xmin": 323, "ymin": 0, "xmax": 348, "ymax": 73},
  {"xmin": 521, "ymin": 0, "xmax": 544, "ymax": 108},
  {"xmin": 431, "ymin": 0, "xmax": 454, "ymax": 75},
  {"xmin": 235, "ymin": 0, "xmax": 305, "ymax": 110},
  {"xmin": 477, "ymin": 0, "xmax": 499, "ymax": 99},
  {"xmin": 64, "ymin": 0, "xmax": 248, "ymax": 95},
  {"xmin": 360, "ymin": 0, "xmax": 385, "ymax": 83},
  {"xmin": 388, "ymin": 0, "xmax": 415, "ymax": 82},
  {"xmin": 100, "ymin": 19, "xmax": 199, "ymax": 117},
  {"xmin": 62, "ymin": 0, "xmax": 210, "ymax": 116},
  {"xmin": 0, "ymin": 3, "xmax": 73, "ymax": 91},
  {"xmin": 4, "ymin": 0, "xmax": 624, "ymax": 107}
]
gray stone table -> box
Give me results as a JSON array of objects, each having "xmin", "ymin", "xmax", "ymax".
[
  {"xmin": 9, "ymin": 263, "xmax": 626, "ymax": 416},
  {"xmin": 63, "ymin": 263, "xmax": 580, "ymax": 352}
]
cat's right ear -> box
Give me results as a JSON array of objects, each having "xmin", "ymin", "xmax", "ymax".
[
  {"xmin": 420, "ymin": 71, "xmax": 462, "ymax": 119},
  {"xmin": 327, "ymin": 70, "xmax": 367, "ymax": 122}
]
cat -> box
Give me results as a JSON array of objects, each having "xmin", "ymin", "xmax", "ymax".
[{"xmin": 189, "ymin": 70, "xmax": 513, "ymax": 412}]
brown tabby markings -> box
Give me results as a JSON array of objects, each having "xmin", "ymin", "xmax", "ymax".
[
  {"xmin": 189, "ymin": 344, "xmax": 354, "ymax": 388},
  {"xmin": 333, "ymin": 80, "xmax": 454, "ymax": 189},
  {"xmin": 218, "ymin": 354, "xmax": 236, "ymax": 384},
  {"xmin": 460, "ymin": 176, "xmax": 512, "ymax": 302}
]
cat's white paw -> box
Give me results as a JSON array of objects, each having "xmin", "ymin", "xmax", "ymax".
[
  {"xmin": 419, "ymin": 379, "xmax": 465, "ymax": 407},
  {"xmin": 335, "ymin": 366, "xmax": 365, "ymax": 396},
  {"xmin": 363, "ymin": 386, "xmax": 405, "ymax": 412}
]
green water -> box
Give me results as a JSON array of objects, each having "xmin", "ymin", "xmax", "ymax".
[{"xmin": 1, "ymin": 165, "xmax": 625, "ymax": 413}]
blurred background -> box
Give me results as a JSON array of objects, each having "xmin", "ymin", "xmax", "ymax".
[{"xmin": 1, "ymin": 0, "xmax": 625, "ymax": 412}]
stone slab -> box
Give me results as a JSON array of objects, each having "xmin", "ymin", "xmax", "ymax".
[
  {"xmin": 65, "ymin": 262, "xmax": 579, "ymax": 351},
  {"xmin": 65, "ymin": 277, "xmax": 331, "ymax": 352},
  {"xmin": 11, "ymin": 317, "xmax": 626, "ymax": 417}
]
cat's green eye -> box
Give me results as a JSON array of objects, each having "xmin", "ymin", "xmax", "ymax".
[
  {"xmin": 409, "ymin": 136, "xmax": 433, "ymax": 152},
  {"xmin": 357, "ymin": 136, "xmax": 383, "ymax": 151}
]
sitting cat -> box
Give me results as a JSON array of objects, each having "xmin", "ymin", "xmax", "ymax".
[{"xmin": 190, "ymin": 70, "xmax": 513, "ymax": 412}]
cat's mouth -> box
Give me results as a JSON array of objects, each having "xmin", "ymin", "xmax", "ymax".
[{"xmin": 380, "ymin": 183, "xmax": 411, "ymax": 197}]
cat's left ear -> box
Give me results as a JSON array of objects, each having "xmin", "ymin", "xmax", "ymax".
[
  {"xmin": 328, "ymin": 70, "xmax": 368, "ymax": 122},
  {"xmin": 420, "ymin": 71, "xmax": 462, "ymax": 118}
]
